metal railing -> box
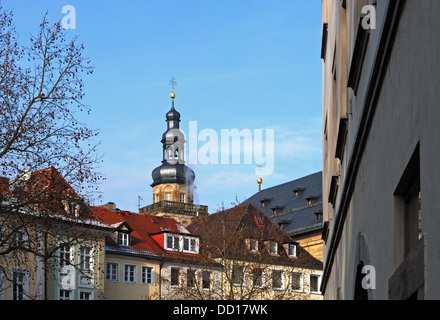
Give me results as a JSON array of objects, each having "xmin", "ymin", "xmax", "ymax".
[{"xmin": 139, "ymin": 200, "xmax": 208, "ymax": 217}]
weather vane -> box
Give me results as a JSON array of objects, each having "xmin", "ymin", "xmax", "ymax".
[{"xmin": 169, "ymin": 75, "xmax": 177, "ymax": 92}]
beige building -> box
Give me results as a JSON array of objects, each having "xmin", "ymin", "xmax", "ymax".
[{"xmin": 321, "ymin": 0, "xmax": 440, "ymax": 299}]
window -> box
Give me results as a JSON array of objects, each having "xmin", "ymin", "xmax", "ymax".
[
  {"xmin": 12, "ymin": 270, "xmax": 27, "ymax": 300},
  {"xmin": 187, "ymin": 269, "xmax": 196, "ymax": 288},
  {"xmin": 180, "ymin": 193, "xmax": 185, "ymax": 203},
  {"xmin": 155, "ymin": 194, "xmax": 160, "ymax": 203},
  {"xmin": 59, "ymin": 289, "xmax": 72, "ymax": 300},
  {"xmin": 165, "ymin": 193, "xmax": 172, "ymax": 201},
  {"xmin": 166, "ymin": 234, "xmax": 198, "ymax": 253},
  {"xmin": 252, "ymin": 268, "xmax": 264, "ymax": 288},
  {"xmin": 106, "ymin": 262, "xmax": 119, "ymax": 281},
  {"xmin": 171, "ymin": 268, "xmax": 180, "ymax": 286},
  {"xmin": 79, "ymin": 247, "xmax": 91, "ymax": 270},
  {"xmin": 142, "ymin": 266, "xmax": 154, "ymax": 284},
  {"xmin": 291, "ymin": 272, "xmax": 304, "ymax": 292},
  {"xmin": 190, "ymin": 239, "xmax": 197, "ymax": 253},
  {"xmin": 250, "ymin": 239, "xmax": 258, "ymax": 252},
  {"xmin": 270, "ymin": 242, "xmax": 278, "ymax": 255},
  {"xmin": 183, "ymin": 238, "xmax": 190, "ymax": 251},
  {"xmin": 124, "ymin": 264, "xmax": 137, "ymax": 283},
  {"xmin": 288, "ymin": 244, "xmax": 297, "ymax": 258},
  {"xmin": 309, "ymin": 274, "xmax": 322, "ymax": 294},
  {"xmin": 118, "ymin": 232, "xmax": 130, "ymax": 246},
  {"xmin": 79, "ymin": 291, "xmax": 92, "ymax": 300},
  {"xmin": 202, "ymin": 271, "xmax": 210, "ymax": 290},
  {"xmin": 11, "ymin": 229, "xmax": 28, "ymax": 248},
  {"xmin": 166, "ymin": 234, "xmax": 180, "ymax": 251},
  {"xmin": 272, "ymin": 270, "xmax": 284, "ymax": 290},
  {"xmin": 232, "ymin": 265, "xmax": 245, "ymax": 286},
  {"xmin": 68, "ymin": 203, "xmax": 77, "ymax": 216},
  {"xmin": 59, "ymin": 244, "xmax": 71, "ymax": 267}
]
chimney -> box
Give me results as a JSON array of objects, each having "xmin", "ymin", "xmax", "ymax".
[{"xmin": 101, "ymin": 202, "xmax": 117, "ymax": 211}]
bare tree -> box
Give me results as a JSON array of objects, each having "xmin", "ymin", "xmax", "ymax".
[
  {"xmin": 173, "ymin": 203, "xmax": 323, "ymax": 300},
  {"xmin": 0, "ymin": 7, "xmax": 105, "ymax": 299}
]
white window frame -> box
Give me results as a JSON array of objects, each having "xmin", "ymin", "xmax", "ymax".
[
  {"xmin": 59, "ymin": 244, "xmax": 71, "ymax": 268},
  {"xmin": 59, "ymin": 289, "xmax": 72, "ymax": 300},
  {"xmin": 79, "ymin": 246, "xmax": 92, "ymax": 271},
  {"xmin": 141, "ymin": 266, "xmax": 154, "ymax": 285},
  {"xmin": 11, "ymin": 269, "xmax": 28, "ymax": 300},
  {"xmin": 118, "ymin": 232, "xmax": 130, "ymax": 246},
  {"xmin": 124, "ymin": 264, "xmax": 137, "ymax": 284},
  {"xmin": 290, "ymin": 271, "xmax": 304, "ymax": 292},
  {"xmin": 165, "ymin": 234, "xmax": 199, "ymax": 254},
  {"xmin": 272, "ymin": 269, "xmax": 285, "ymax": 291},
  {"xmin": 289, "ymin": 244, "xmax": 297, "ymax": 258},
  {"xmin": 270, "ymin": 242, "xmax": 278, "ymax": 255},
  {"xmin": 11, "ymin": 229, "xmax": 28, "ymax": 248},
  {"xmin": 79, "ymin": 290, "xmax": 93, "ymax": 300},
  {"xmin": 250, "ymin": 239, "xmax": 258, "ymax": 252},
  {"xmin": 106, "ymin": 262, "xmax": 119, "ymax": 282},
  {"xmin": 309, "ymin": 274, "xmax": 322, "ymax": 294}
]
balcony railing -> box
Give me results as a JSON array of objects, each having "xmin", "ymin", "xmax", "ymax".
[{"xmin": 139, "ymin": 200, "xmax": 208, "ymax": 217}]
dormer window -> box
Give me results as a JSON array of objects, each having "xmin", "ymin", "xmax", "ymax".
[
  {"xmin": 315, "ymin": 211, "xmax": 323, "ymax": 221},
  {"xmin": 250, "ymin": 239, "xmax": 258, "ymax": 252},
  {"xmin": 306, "ymin": 196, "xmax": 319, "ymax": 206},
  {"xmin": 288, "ymin": 244, "xmax": 297, "ymax": 257},
  {"xmin": 271, "ymin": 205, "xmax": 283, "ymax": 215},
  {"xmin": 293, "ymin": 188, "xmax": 305, "ymax": 198},
  {"xmin": 165, "ymin": 233, "xmax": 199, "ymax": 253},
  {"xmin": 270, "ymin": 242, "xmax": 278, "ymax": 255},
  {"xmin": 260, "ymin": 198, "xmax": 271, "ymax": 208},
  {"xmin": 118, "ymin": 232, "xmax": 130, "ymax": 246}
]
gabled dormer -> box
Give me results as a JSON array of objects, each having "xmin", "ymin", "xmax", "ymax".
[{"xmin": 112, "ymin": 221, "xmax": 134, "ymax": 247}]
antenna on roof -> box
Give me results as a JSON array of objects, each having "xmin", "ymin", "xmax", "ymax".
[{"xmin": 137, "ymin": 195, "xmax": 143, "ymax": 212}]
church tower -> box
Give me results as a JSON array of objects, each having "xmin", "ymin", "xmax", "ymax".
[{"xmin": 139, "ymin": 78, "xmax": 208, "ymax": 226}]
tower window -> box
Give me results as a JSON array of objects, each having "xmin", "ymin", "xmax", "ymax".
[
  {"xmin": 180, "ymin": 193, "xmax": 185, "ymax": 203},
  {"xmin": 165, "ymin": 193, "xmax": 172, "ymax": 201}
]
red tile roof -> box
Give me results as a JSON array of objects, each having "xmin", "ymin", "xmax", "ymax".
[{"xmin": 91, "ymin": 206, "xmax": 202, "ymax": 261}]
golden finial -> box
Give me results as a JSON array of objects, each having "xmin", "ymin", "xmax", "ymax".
[
  {"xmin": 256, "ymin": 163, "xmax": 263, "ymax": 192},
  {"xmin": 169, "ymin": 76, "xmax": 177, "ymax": 100}
]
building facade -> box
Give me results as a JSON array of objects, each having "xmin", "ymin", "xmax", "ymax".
[
  {"xmin": 321, "ymin": 0, "xmax": 440, "ymax": 299},
  {"xmin": 188, "ymin": 203, "xmax": 323, "ymax": 300},
  {"xmin": 245, "ymin": 172, "xmax": 324, "ymax": 262},
  {"xmin": 92, "ymin": 205, "xmax": 222, "ymax": 300}
]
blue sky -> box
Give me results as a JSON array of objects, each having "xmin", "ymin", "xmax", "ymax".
[{"xmin": 3, "ymin": 0, "xmax": 323, "ymax": 213}]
